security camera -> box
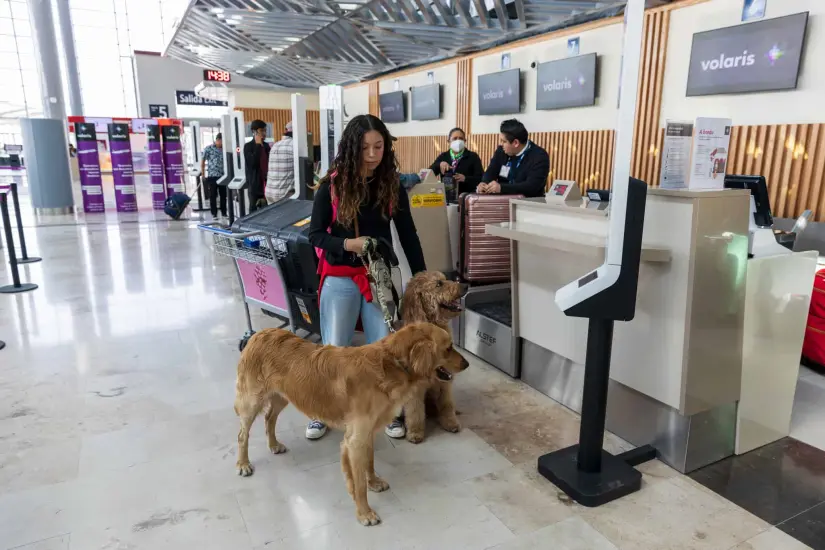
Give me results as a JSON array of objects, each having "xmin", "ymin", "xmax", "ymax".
[{"xmin": 530, "ymin": 61, "xmax": 537, "ymax": 69}]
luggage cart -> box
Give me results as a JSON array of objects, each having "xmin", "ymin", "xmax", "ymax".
[{"xmin": 198, "ymin": 223, "xmax": 294, "ymax": 350}]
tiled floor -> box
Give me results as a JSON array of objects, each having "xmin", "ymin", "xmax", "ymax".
[
  {"xmin": 689, "ymin": 438, "xmax": 825, "ymax": 550},
  {"xmin": 791, "ymin": 365, "xmax": 825, "ymax": 452},
  {"xmin": 0, "ymin": 190, "xmax": 815, "ymax": 549}
]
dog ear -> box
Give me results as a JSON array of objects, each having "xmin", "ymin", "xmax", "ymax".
[{"xmin": 409, "ymin": 339, "xmax": 437, "ymax": 377}]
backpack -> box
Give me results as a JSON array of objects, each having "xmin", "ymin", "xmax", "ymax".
[{"xmin": 164, "ymin": 192, "xmax": 191, "ymax": 220}]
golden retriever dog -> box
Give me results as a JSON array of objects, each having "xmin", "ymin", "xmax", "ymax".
[
  {"xmin": 233, "ymin": 322, "xmax": 468, "ymax": 526},
  {"xmin": 399, "ymin": 271, "xmax": 468, "ymax": 443}
]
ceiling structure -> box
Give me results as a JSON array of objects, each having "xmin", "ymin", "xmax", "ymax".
[{"xmin": 165, "ymin": 0, "xmax": 674, "ymax": 89}]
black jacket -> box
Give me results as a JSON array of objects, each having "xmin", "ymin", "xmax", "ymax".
[
  {"xmin": 243, "ymin": 140, "xmax": 271, "ymax": 207},
  {"xmin": 429, "ymin": 150, "xmax": 485, "ymax": 195},
  {"xmin": 481, "ymin": 142, "xmax": 550, "ymax": 197},
  {"xmin": 309, "ymin": 179, "xmax": 427, "ymax": 274}
]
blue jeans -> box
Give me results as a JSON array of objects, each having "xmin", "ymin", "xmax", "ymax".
[{"xmin": 320, "ymin": 276, "xmax": 389, "ymax": 347}]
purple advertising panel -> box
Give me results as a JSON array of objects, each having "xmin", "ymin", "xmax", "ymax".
[
  {"xmin": 74, "ymin": 122, "xmax": 105, "ymax": 213},
  {"xmin": 108, "ymin": 122, "xmax": 138, "ymax": 212},
  {"xmin": 146, "ymin": 124, "xmax": 166, "ymax": 210},
  {"xmin": 161, "ymin": 125, "xmax": 185, "ymax": 197}
]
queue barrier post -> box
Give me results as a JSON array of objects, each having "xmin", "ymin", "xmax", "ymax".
[
  {"xmin": 0, "ymin": 191, "xmax": 38, "ymax": 294},
  {"xmin": 9, "ymin": 183, "xmax": 41, "ymax": 264}
]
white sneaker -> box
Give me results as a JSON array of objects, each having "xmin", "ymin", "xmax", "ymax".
[
  {"xmin": 306, "ymin": 420, "xmax": 327, "ymax": 440},
  {"xmin": 384, "ymin": 418, "xmax": 406, "ymax": 439}
]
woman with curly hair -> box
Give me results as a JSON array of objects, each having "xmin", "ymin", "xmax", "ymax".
[{"xmin": 307, "ymin": 114, "xmax": 427, "ymax": 440}]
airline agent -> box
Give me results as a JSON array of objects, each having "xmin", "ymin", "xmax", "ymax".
[
  {"xmin": 429, "ymin": 127, "xmax": 484, "ymax": 196},
  {"xmin": 479, "ymin": 119, "xmax": 550, "ymax": 197}
]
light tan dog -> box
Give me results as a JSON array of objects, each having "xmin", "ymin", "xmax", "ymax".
[
  {"xmin": 399, "ymin": 271, "xmax": 468, "ymax": 443},
  {"xmin": 233, "ymin": 322, "xmax": 468, "ymax": 526}
]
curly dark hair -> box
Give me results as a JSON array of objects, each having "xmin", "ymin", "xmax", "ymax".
[{"xmin": 320, "ymin": 114, "xmax": 399, "ymax": 228}]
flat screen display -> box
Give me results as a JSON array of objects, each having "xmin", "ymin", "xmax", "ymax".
[
  {"xmin": 379, "ymin": 91, "xmax": 405, "ymax": 123},
  {"xmin": 411, "ymin": 84, "xmax": 441, "ymax": 121},
  {"xmin": 536, "ymin": 53, "xmax": 597, "ymax": 110},
  {"xmin": 478, "ymin": 69, "xmax": 520, "ymax": 115},
  {"xmin": 686, "ymin": 12, "xmax": 808, "ymax": 97}
]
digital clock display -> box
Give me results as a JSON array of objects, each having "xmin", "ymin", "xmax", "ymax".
[{"xmin": 203, "ymin": 69, "xmax": 231, "ymax": 83}]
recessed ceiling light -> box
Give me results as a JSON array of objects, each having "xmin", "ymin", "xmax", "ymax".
[
  {"xmin": 271, "ymin": 46, "xmax": 284, "ymax": 52},
  {"xmin": 338, "ymin": 3, "xmax": 359, "ymax": 9},
  {"xmin": 226, "ymin": 19, "xmax": 240, "ymax": 25},
  {"xmin": 285, "ymin": 37, "xmax": 301, "ymax": 42},
  {"xmin": 211, "ymin": 8, "xmax": 224, "ymax": 14},
  {"xmin": 230, "ymin": 14, "xmax": 243, "ymax": 20},
  {"xmin": 238, "ymin": 70, "xmax": 245, "ymax": 74}
]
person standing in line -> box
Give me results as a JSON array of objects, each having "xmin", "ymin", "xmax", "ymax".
[
  {"xmin": 429, "ymin": 127, "xmax": 484, "ymax": 197},
  {"xmin": 201, "ymin": 133, "xmax": 226, "ymax": 221},
  {"xmin": 479, "ymin": 119, "xmax": 550, "ymax": 197},
  {"xmin": 266, "ymin": 121, "xmax": 295, "ymax": 204},
  {"xmin": 244, "ymin": 119, "xmax": 271, "ymax": 211},
  {"xmin": 306, "ymin": 114, "xmax": 427, "ymax": 441}
]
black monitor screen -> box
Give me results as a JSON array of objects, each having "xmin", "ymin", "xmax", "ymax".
[
  {"xmin": 536, "ymin": 53, "xmax": 597, "ymax": 110},
  {"xmin": 379, "ymin": 91, "xmax": 405, "ymax": 123},
  {"xmin": 686, "ymin": 12, "xmax": 808, "ymax": 97},
  {"xmin": 724, "ymin": 175, "xmax": 773, "ymax": 227},
  {"xmin": 478, "ymin": 69, "xmax": 520, "ymax": 115},
  {"xmin": 411, "ymin": 84, "xmax": 441, "ymax": 121}
]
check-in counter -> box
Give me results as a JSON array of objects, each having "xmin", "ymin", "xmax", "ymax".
[{"xmin": 489, "ymin": 189, "xmax": 756, "ymax": 472}]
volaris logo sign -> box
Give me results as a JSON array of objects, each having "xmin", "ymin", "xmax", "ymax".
[
  {"xmin": 536, "ymin": 53, "xmax": 596, "ymax": 111},
  {"xmin": 686, "ymin": 12, "xmax": 807, "ymax": 97},
  {"xmin": 478, "ymin": 69, "xmax": 520, "ymax": 115}
]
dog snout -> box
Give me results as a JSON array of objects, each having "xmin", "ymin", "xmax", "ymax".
[
  {"xmin": 458, "ymin": 283, "xmax": 469, "ymax": 298},
  {"xmin": 460, "ymin": 355, "xmax": 470, "ymax": 370}
]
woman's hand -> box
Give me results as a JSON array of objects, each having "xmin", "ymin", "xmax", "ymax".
[
  {"xmin": 439, "ymin": 161, "xmax": 450, "ymax": 174},
  {"xmin": 453, "ymin": 173, "xmax": 465, "ymax": 183},
  {"xmin": 345, "ymin": 236, "xmax": 369, "ymax": 254}
]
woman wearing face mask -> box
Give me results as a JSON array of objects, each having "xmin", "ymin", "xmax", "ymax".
[{"xmin": 429, "ymin": 128, "xmax": 484, "ymax": 197}]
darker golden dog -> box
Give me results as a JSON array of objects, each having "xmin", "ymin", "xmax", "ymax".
[
  {"xmin": 398, "ymin": 271, "xmax": 469, "ymax": 443},
  {"xmin": 233, "ymin": 322, "xmax": 468, "ymax": 526}
]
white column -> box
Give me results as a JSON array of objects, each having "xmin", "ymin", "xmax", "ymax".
[
  {"xmin": 55, "ymin": 0, "xmax": 84, "ymax": 116},
  {"xmin": 27, "ymin": 0, "xmax": 67, "ymax": 121}
]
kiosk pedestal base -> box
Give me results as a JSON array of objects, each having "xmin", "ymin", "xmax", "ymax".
[
  {"xmin": 538, "ymin": 444, "xmax": 656, "ymax": 507},
  {"xmin": 537, "ymin": 317, "xmax": 655, "ymax": 507}
]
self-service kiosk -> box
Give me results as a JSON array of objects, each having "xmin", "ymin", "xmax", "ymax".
[
  {"xmin": 218, "ymin": 111, "xmax": 247, "ymax": 223},
  {"xmin": 187, "ymin": 121, "xmax": 208, "ymax": 212},
  {"xmin": 536, "ymin": 0, "xmax": 656, "ymax": 507},
  {"xmin": 319, "ymin": 85, "xmax": 343, "ymax": 176}
]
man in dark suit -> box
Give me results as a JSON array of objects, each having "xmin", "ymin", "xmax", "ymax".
[
  {"xmin": 243, "ymin": 119, "xmax": 271, "ymax": 211},
  {"xmin": 479, "ymin": 119, "xmax": 550, "ymax": 197}
]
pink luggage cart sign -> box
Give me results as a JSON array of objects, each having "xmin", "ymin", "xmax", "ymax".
[{"xmin": 236, "ymin": 259, "xmax": 289, "ymax": 313}]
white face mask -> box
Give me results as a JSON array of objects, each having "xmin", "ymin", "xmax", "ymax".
[{"xmin": 450, "ymin": 139, "xmax": 465, "ymax": 153}]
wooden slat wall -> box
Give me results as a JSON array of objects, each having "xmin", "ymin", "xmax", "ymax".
[
  {"xmin": 369, "ymin": 82, "xmax": 379, "ymax": 117},
  {"xmin": 456, "ymin": 59, "xmax": 472, "ymax": 135},
  {"xmin": 394, "ymin": 130, "xmax": 616, "ymax": 191},
  {"xmin": 727, "ymin": 123, "xmax": 825, "ymax": 220},
  {"xmin": 631, "ymin": 10, "xmax": 670, "ymax": 186},
  {"xmin": 234, "ymin": 108, "xmax": 321, "ymax": 145},
  {"xmin": 393, "ymin": 135, "xmax": 444, "ymax": 173}
]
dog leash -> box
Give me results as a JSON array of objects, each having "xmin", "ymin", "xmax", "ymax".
[{"xmin": 357, "ymin": 237, "xmax": 397, "ymax": 334}]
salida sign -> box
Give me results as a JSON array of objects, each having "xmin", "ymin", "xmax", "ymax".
[
  {"xmin": 686, "ymin": 12, "xmax": 808, "ymax": 97},
  {"xmin": 536, "ymin": 53, "xmax": 597, "ymax": 110}
]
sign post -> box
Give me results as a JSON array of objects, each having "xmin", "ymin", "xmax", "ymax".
[
  {"xmin": 161, "ymin": 125, "xmax": 185, "ymax": 198},
  {"xmin": 146, "ymin": 124, "xmax": 166, "ymax": 210},
  {"xmin": 108, "ymin": 122, "xmax": 138, "ymax": 212},
  {"xmin": 74, "ymin": 122, "xmax": 105, "ymax": 213}
]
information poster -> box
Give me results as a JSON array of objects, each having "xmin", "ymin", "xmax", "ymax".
[
  {"xmin": 146, "ymin": 124, "xmax": 166, "ymax": 210},
  {"xmin": 74, "ymin": 122, "xmax": 105, "ymax": 213},
  {"xmin": 659, "ymin": 121, "xmax": 694, "ymax": 189},
  {"xmin": 161, "ymin": 125, "xmax": 185, "ymax": 197},
  {"xmin": 108, "ymin": 122, "xmax": 138, "ymax": 212},
  {"xmin": 688, "ymin": 117, "xmax": 732, "ymax": 190}
]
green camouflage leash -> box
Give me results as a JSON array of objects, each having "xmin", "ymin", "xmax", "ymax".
[{"xmin": 358, "ymin": 238, "xmax": 397, "ymax": 333}]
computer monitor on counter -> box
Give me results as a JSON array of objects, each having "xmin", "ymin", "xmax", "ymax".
[{"xmin": 724, "ymin": 175, "xmax": 773, "ymax": 228}]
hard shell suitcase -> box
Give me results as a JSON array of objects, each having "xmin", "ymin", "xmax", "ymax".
[{"xmin": 458, "ymin": 193, "xmax": 523, "ymax": 283}]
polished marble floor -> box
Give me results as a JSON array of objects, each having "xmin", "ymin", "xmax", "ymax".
[
  {"xmin": 791, "ymin": 365, "xmax": 825, "ymax": 453},
  {"xmin": 0, "ymin": 195, "xmax": 816, "ymax": 549}
]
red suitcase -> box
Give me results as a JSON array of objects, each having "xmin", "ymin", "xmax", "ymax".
[
  {"xmin": 802, "ymin": 270, "xmax": 825, "ymax": 370},
  {"xmin": 458, "ymin": 193, "xmax": 523, "ymax": 283}
]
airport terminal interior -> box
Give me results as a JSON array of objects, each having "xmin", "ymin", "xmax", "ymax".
[{"xmin": 3, "ymin": 0, "xmax": 825, "ymax": 549}]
